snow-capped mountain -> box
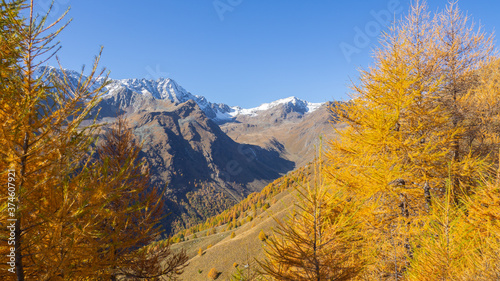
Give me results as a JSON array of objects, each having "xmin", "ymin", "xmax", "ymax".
[
  {"xmin": 227, "ymin": 96, "xmax": 323, "ymax": 118},
  {"xmin": 34, "ymin": 66, "xmax": 105, "ymax": 94},
  {"xmin": 104, "ymin": 77, "xmax": 234, "ymax": 121},
  {"xmin": 35, "ymin": 66, "xmax": 325, "ymax": 123},
  {"xmin": 103, "ymin": 77, "xmax": 324, "ymax": 122}
]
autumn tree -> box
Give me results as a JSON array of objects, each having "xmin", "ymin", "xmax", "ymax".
[
  {"xmin": 259, "ymin": 156, "xmax": 364, "ymax": 281},
  {"xmin": 326, "ymin": 3, "xmax": 448, "ymax": 274},
  {"xmin": 432, "ymin": 1, "xmax": 498, "ymax": 201},
  {"xmin": 208, "ymin": 267, "xmax": 220, "ymax": 280},
  {"xmin": 460, "ymin": 163, "xmax": 500, "ymax": 280},
  {"xmin": 0, "ymin": 0, "xmax": 20, "ymax": 80},
  {"xmin": 0, "ymin": 1, "xmax": 187, "ymax": 279},
  {"xmin": 406, "ymin": 166, "xmax": 500, "ymax": 280},
  {"xmin": 85, "ymin": 116, "xmax": 188, "ymax": 280},
  {"xmin": 405, "ymin": 183, "xmax": 477, "ymax": 280},
  {"xmin": 0, "ymin": 0, "xmax": 110, "ymax": 279},
  {"xmin": 324, "ymin": 1, "xmax": 499, "ymax": 278}
]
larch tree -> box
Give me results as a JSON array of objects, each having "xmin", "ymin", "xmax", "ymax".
[
  {"xmin": 88, "ymin": 116, "xmax": 188, "ymax": 280},
  {"xmin": 0, "ymin": 0, "xmax": 20, "ymax": 80},
  {"xmin": 258, "ymin": 154, "xmax": 365, "ymax": 281},
  {"xmin": 407, "ymin": 163, "xmax": 500, "ymax": 280},
  {"xmin": 326, "ymin": 2, "xmax": 450, "ymax": 277},
  {"xmin": 405, "ymin": 183, "xmax": 477, "ymax": 281},
  {"xmin": 324, "ymin": 0, "xmax": 499, "ymax": 279},
  {"xmin": 0, "ymin": 1, "xmax": 188, "ymax": 280},
  {"xmin": 0, "ymin": 0, "xmax": 109, "ymax": 279},
  {"xmin": 433, "ymin": 1, "xmax": 497, "ymax": 201},
  {"xmin": 462, "ymin": 163, "xmax": 500, "ymax": 280}
]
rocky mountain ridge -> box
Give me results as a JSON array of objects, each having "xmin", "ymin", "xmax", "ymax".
[{"xmin": 36, "ymin": 66, "xmax": 324, "ymax": 124}]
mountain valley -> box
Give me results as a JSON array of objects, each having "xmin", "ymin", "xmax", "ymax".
[{"xmin": 40, "ymin": 66, "xmax": 339, "ymax": 232}]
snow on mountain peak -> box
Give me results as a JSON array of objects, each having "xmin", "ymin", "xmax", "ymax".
[
  {"xmin": 103, "ymin": 76, "xmax": 324, "ymax": 121},
  {"xmin": 34, "ymin": 66, "xmax": 325, "ymax": 123},
  {"xmin": 227, "ymin": 96, "xmax": 323, "ymax": 118},
  {"xmin": 115, "ymin": 77, "xmax": 191, "ymax": 102}
]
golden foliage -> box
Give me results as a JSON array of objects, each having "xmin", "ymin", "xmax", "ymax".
[
  {"xmin": 463, "ymin": 174, "xmax": 500, "ymax": 280},
  {"xmin": 258, "ymin": 230, "xmax": 267, "ymax": 241},
  {"xmin": 323, "ymin": 1, "xmax": 500, "ymax": 279},
  {"xmin": 0, "ymin": 1, "xmax": 187, "ymax": 280},
  {"xmin": 259, "ymin": 156, "xmax": 365, "ymax": 281},
  {"xmin": 0, "ymin": 1, "xmax": 107, "ymax": 279},
  {"xmin": 405, "ymin": 185, "xmax": 477, "ymax": 280},
  {"xmin": 208, "ymin": 267, "xmax": 220, "ymax": 280}
]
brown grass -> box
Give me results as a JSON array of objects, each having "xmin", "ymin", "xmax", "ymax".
[{"xmin": 171, "ymin": 188, "xmax": 297, "ymax": 280}]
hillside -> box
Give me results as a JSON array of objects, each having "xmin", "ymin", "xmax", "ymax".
[
  {"xmin": 169, "ymin": 166, "xmax": 313, "ymax": 280},
  {"xmin": 221, "ymin": 101, "xmax": 340, "ymax": 167},
  {"xmin": 124, "ymin": 100, "xmax": 295, "ymax": 231}
]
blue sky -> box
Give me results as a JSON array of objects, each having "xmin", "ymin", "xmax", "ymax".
[{"xmin": 34, "ymin": 0, "xmax": 499, "ymax": 108}]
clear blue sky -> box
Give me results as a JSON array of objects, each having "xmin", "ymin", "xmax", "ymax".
[{"xmin": 33, "ymin": 0, "xmax": 499, "ymax": 108}]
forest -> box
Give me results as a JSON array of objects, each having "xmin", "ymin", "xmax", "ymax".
[{"xmin": 2, "ymin": 0, "xmax": 500, "ymax": 280}]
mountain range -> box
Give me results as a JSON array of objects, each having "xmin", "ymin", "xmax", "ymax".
[{"xmin": 38, "ymin": 66, "xmax": 338, "ymax": 232}]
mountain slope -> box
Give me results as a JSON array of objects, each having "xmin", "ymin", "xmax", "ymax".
[
  {"xmin": 169, "ymin": 166, "xmax": 312, "ymax": 280},
  {"xmin": 97, "ymin": 77, "xmax": 336, "ymax": 232},
  {"xmin": 123, "ymin": 99, "xmax": 295, "ymax": 231},
  {"xmin": 222, "ymin": 101, "xmax": 340, "ymax": 168}
]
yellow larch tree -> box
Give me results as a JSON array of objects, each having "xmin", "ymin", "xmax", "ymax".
[
  {"xmin": 0, "ymin": 0, "xmax": 20, "ymax": 80},
  {"xmin": 324, "ymin": 1, "xmax": 498, "ymax": 279},
  {"xmin": 405, "ymin": 182, "xmax": 478, "ymax": 281},
  {"xmin": 87, "ymin": 116, "xmax": 188, "ymax": 280},
  {"xmin": 326, "ymin": 3, "xmax": 450, "ymax": 277},
  {"xmin": 433, "ymin": 1, "xmax": 497, "ymax": 201},
  {"xmin": 462, "ymin": 163, "xmax": 500, "ymax": 280},
  {"xmin": 0, "ymin": 0, "xmax": 109, "ymax": 279},
  {"xmin": 259, "ymin": 153, "xmax": 365, "ymax": 281},
  {"xmin": 0, "ymin": 1, "xmax": 188, "ymax": 280}
]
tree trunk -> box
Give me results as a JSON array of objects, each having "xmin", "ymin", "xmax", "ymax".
[
  {"xmin": 424, "ymin": 181, "xmax": 432, "ymax": 212},
  {"xmin": 399, "ymin": 193, "xmax": 413, "ymax": 266},
  {"xmin": 15, "ymin": 132, "xmax": 29, "ymax": 281}
]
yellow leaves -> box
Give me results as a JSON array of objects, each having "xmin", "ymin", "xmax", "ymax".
[
  {"xmin": 322, "ymin": 1, "xmax": 500, "ymax": 279},
  {"xmin": 260, "ymin": 157, "xmax": 366, "ymax": 281},
  {"xmin": 0, "ymin": 2, "xmax": 118, "ymax": 279},
  {"xmin": 405, "ymin": 186, "xmax": 475, "ymax": 280},
  {"xmin": 467, "ymin": 179, "xmax": 500, "ymax": 235}
]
